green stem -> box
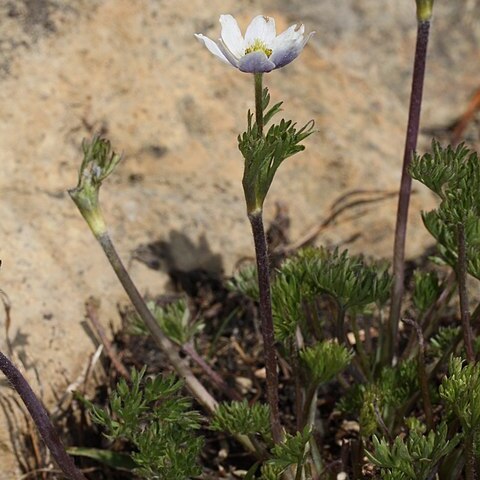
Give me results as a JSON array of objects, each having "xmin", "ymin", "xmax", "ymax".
[
  {"xmin": 248, "ymin": 211, "xmax": 283, "ymax": 444},
  {"xmin": 254, "ymin": 73, "xmax": 264, "ymax": 136},
  {"xmin": 294, "ymin": 454, "xmax": 306, "ymax": 480},
  {"xmin": 300, "ymin": 383, "xmax": 318, "ymax": 431},
  {"xmin": 309, "ymin": 436, "xmax": 324, "ymax": 477},
  {"xmin": 388, "ymin": 17, "xmax": 432, "ymax": 364},
  {"xmin": 456, "ymin": 223, "xmax": 475, "ymax": 364}
]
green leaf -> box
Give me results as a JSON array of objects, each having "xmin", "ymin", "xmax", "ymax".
[
  {"xmin": 440, "ymin": 356, "xmax": 480, "ymax": 433},
  {"xmin": 227, "ymin": 264, "xmax": 259, "ymax": 301},
  {"xmin": 300, "ymin": 340, "xmax": 353, "ymax": 387},
  {"xmin": 270, "ymin": 247, "xmax": 392, "ymax": 340},
  {"xmin": 410, "ymin": 141, "xmax": 480, "ymax": 280},
  {"xmin": 239, "ymin": 86, "xmax": 315, "ymax": 212},
  {"xmin": 82, "ymin": 366, "xmax": 204, "ymax": 479},
  {"xmin": 412, "ymin": 270, "xmax": 441, "ymax": 313},
  {"xmin": 268, "ymin": 428, "xmax": 312, "ymax": 472},
  {"xmin": 211, "ymin": 400, "xmax": 271, "ymax": 439},
  {"xmin": 366, "ymin": 424, "xmax": 460, "ymax": 480},
  {"xmin": 129, "ymin": 299, "xmax": 204, "ymax": 345},
  {"xmin": 67, "ymin": 447, "xmax": 137, "ymax": 471}
]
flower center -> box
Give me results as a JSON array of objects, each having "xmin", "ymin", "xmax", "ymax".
[{"xmin": 245, "ymin": 39, "xmax": 272, "ymax": 57}]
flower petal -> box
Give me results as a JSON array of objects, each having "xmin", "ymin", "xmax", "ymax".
[
  {"xmin": 218, "ymin": 40, "xmax": 240, "ymax": 68},
  {"xmin": 195, "ymin": 34, "xmax": 232, "ymax": 66},
  {"xmin": 219, "ymin": 14, "xmax": 245, "ymax": 58},
  {"xmin": 238, "ymin": 51, "xmax": 276, "ymax": 73},
  {"xmin": 244, "ymin": 15, "xmax": 276, "ymax": 47},
  {"xmin": 269, "ymin": 25, "xmax": 314, "ymax": 69}
]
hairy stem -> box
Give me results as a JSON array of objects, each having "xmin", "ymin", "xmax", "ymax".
[
  {"xmin": 465, "ymin": 432, "xmax": 476, "ymax": 480},
  {"xmin": 0, "ymin": 351, "xmax": 88, "ymax": 480},
  {"xmin": 254, "ymin": 73, "xmax": 264, "ymax": 136},
  {"xmin": 388, "ymin": 19, "xmax": 431, "ymax": 363},
  {"xmin": 456, "ymin": 223, "xmax": 475, "ymax": 364},
  {"xmin": 249, "ymin": 211, "xmax": 283, "ymax": 444}
]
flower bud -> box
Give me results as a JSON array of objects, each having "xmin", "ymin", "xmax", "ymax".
[{"xmin": 416, "ymin": 0, "xmax": 434, "ymax": 22}]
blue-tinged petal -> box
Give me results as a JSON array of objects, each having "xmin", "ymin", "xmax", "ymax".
[
  {"xmin": 194, "ymin": 34, "xmax": 231, "ymax": 65},
  {"xmin": 270, "ymin": 26, "xmax": 314, "ymax": 69},
  {"xmin": 219, "ymin": 14, "xmax": 245, "ymax": 58},
  {"xmin": 244, "ymin": 15, "xmax": 276, "ymax": 46},
  {"xmin": 272, "ymin": 24, "xmax": 304, "ymax": 46},
  {"xmin": 238, "ymin": 51, "xmax": 275, "ymax": 73}
]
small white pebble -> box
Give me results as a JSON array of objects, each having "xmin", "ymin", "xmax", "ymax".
[
  {"xmin": 235, "ymin": 376, "xmax": 253, "ymax": 393},
  {"xmin": 218, "ymin": 448, "xmax": 228, "ymax": 460},
  {"xmin": 233, "ymin": 470, "xmax": 248, "ymax": 477},
  {"xmin": 337, "ymin": 473, "xmax": 348, "ymax": 480}
]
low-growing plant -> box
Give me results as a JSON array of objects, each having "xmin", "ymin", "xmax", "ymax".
[{"xmin": 2, "ymin": 1, "xmax": 480, "ymax": 479}]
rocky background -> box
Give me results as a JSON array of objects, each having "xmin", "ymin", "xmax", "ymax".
[{"xmin": 0, "ymin": 0, "xmax": 479, "ymax": 476}]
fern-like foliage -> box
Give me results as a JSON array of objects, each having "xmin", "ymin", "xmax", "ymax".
[
  {"xmin": 412, "ymin": 270, "xmax": 441, "ymax": 313},
  {"xmin": 378, "ymin": 359, "xmax": 419, "ymax": 409},
  {"xmin": 81, "ymin": 367, "xmax": 203, "ymax": 479},
  {"xmin": 366, "ymin": 423, "xmax": 460, "ymax": 480},
  {"xmin": 260, "ymin": 463, "xmax": 285, "ymax": 480},
  {"xmin": 409, "ymin": 141, "xmax": 474, "ymax": 200},
  {"xmin": 300, "ymin": 248, "xmax": 392, "ymax": 310},
  {"xmin": 300, "ymin": 340, "xmax": 353, "ymax": 387},
  {"xmin": 440, "ymin": 357, "xmax": 480, "ymax": 434},
  {"xmin": 429, "ymin": 326, "xmax": 460, "ymax": 358},
  {"xmin": 340, "ymin": 360, "xmax": 418, "ymax": 437},
  {"xmin": 422, "ymin": 210, "xmax": 480, "ymax": 280},
  {"xmin": 270, "ymin": 262, "xmax": 306, "ymax": 341},
  {"xmin": 227, "ymin": 265, "xmax": 259, "ymax": 301},
  {"xmin": 270, "ymin": 247, "xmax": 392, "ymax": 340},
  {"xmin": 410, "ymin": 141, "xmax": 480, "ymax": 280},
  {"xmin": 129, "ymin": 299, "xmax": 204, "ymax": 345},
  {"xmin": 267, "ymin": 428, "xmax": 312, "ymax": 474},
  {"xmin": 239, "ymin": 86, "xmax": 314, "ymax": 212},
  {"xmin": 211, "ymin": 400, "xmax": 271, "ymax": 440}
]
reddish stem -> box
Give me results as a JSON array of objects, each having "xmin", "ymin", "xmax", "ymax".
[
  {"xmin": 249, "ymin": 211, "xmax": 283, "ymax": 444},
  {"xmin": 0, "ymin": 351, "xmax": 88, "ymax": 480},
  {"xmin": 388, "ymin": 20, "xmax": 431, "ymax": 363}
]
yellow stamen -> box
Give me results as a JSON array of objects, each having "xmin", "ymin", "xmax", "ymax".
[{"xmin": 245, "ymin": 38, "xmax": 272, "ymax": 57}]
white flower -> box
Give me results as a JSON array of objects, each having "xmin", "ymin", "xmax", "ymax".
[{"xmin": 195, "ymin": 15, "xmax": 314, "ymax": 73}]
